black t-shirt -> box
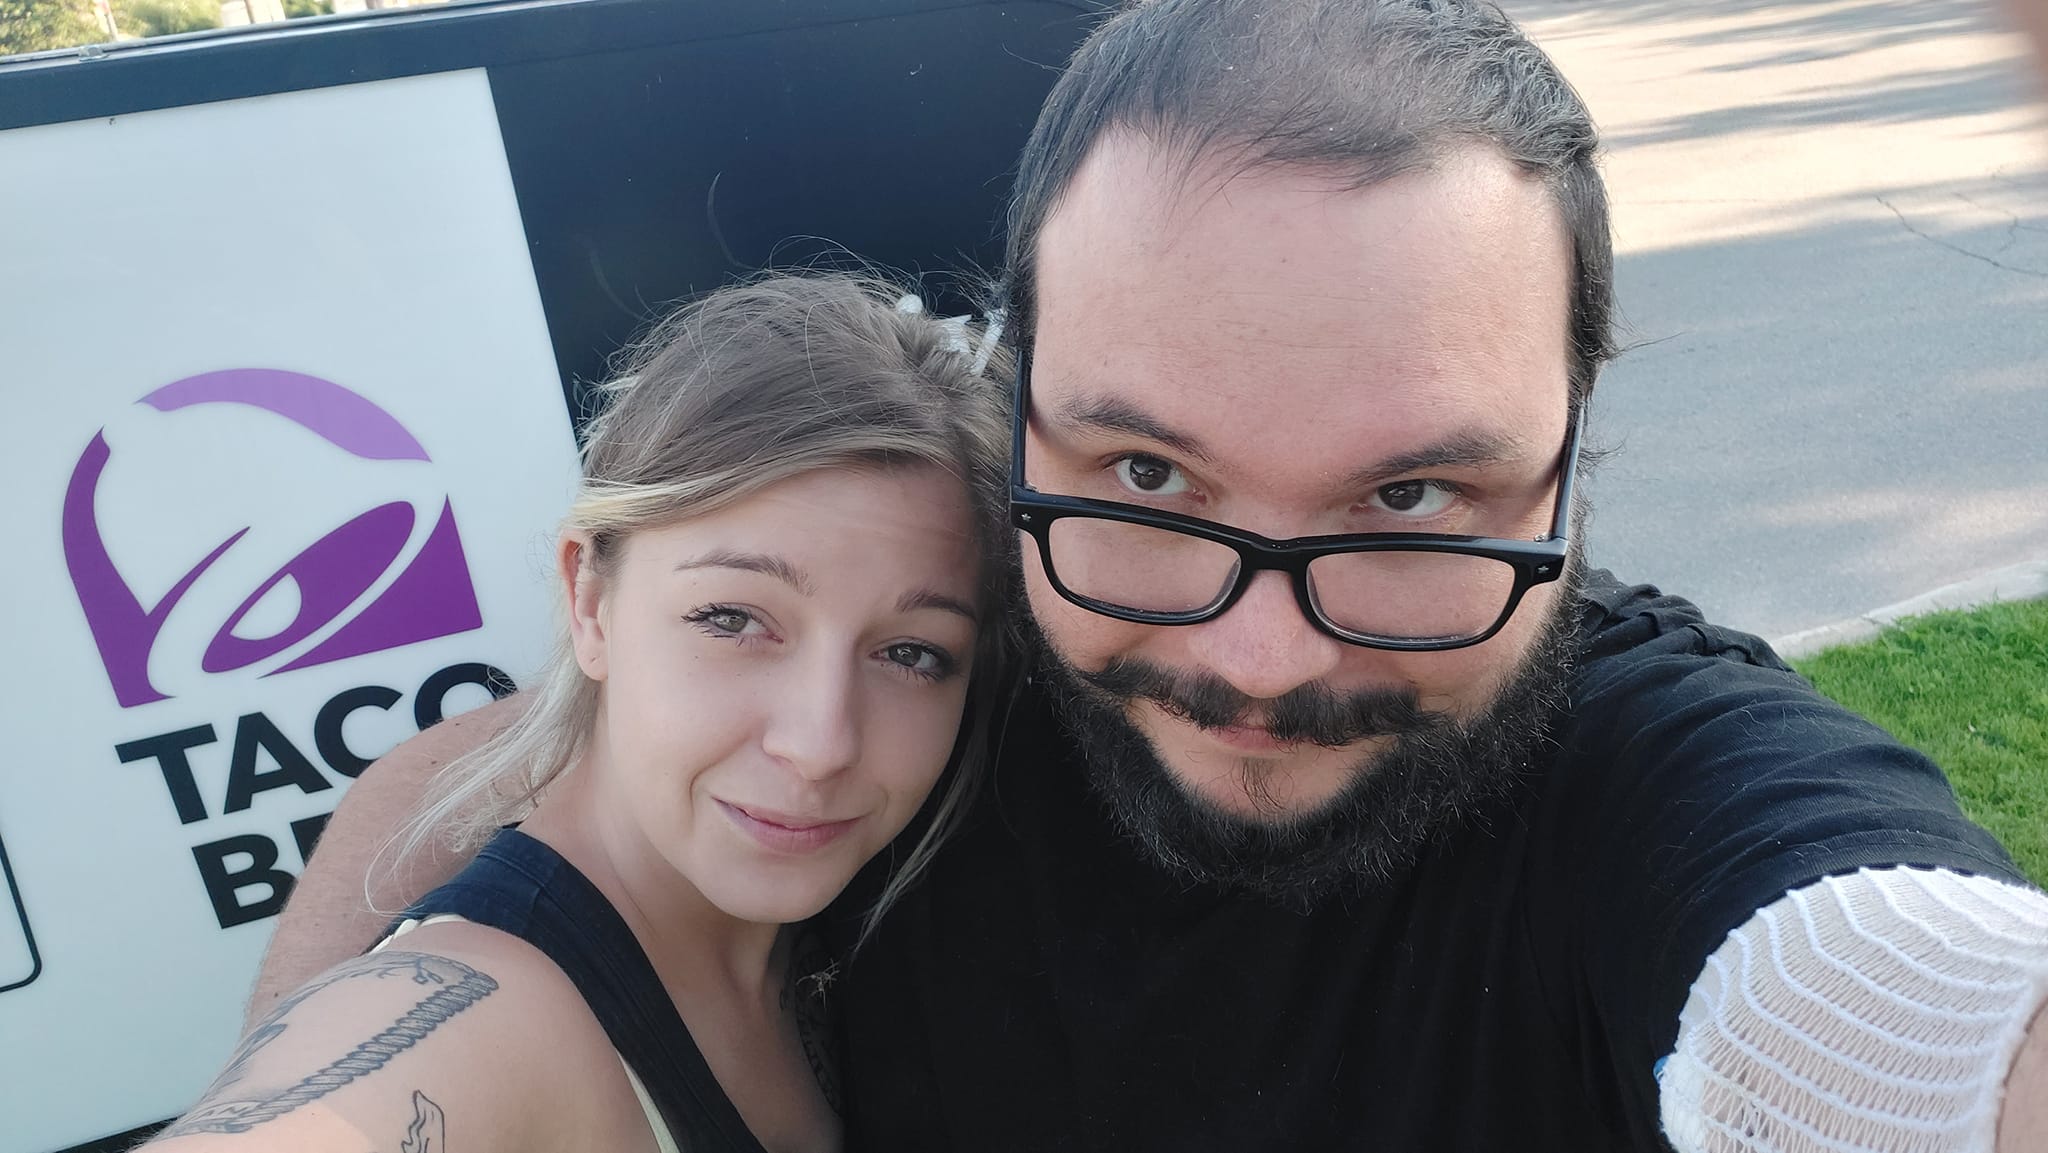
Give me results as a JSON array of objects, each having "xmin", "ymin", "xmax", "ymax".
[{"xmin": 829, "ymin": 571, "xmax": 2028, "ymax": 1151}]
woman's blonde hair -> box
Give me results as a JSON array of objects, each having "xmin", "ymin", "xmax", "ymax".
[{"xmin": 387, "ymin": 272, "xmax": 1013, "ymax": 943}]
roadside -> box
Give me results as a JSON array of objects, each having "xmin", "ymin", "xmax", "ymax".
[
  {"xmin": 1795, "ymin": 594, "xmax": 2048, "ymax": 886},
  {"xmin": 1505, "ymin": 0, "xmax": 2048, "ymax": 639},
  {"xmin": 1773, "ymin": 553, "xmax": 2048, "ymax": 657}
]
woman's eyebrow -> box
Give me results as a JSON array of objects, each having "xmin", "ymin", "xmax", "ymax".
[
  {"xmin": 897, "ymin": 589, "xmax": 980, "ymax": 623},
  {"xmin": 673, "ymin": 550, "xmax": 815, "ymax": 595}
]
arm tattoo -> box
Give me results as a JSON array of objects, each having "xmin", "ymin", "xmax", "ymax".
[
  {"xmin": 400, "ymin": 1091, "xmax": 445, "ymax": 1153},
  {"xmin": 161, "ymin": 952, "xmax": 496, "ymax": 1138}
]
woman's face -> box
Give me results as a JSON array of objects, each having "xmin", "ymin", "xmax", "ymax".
[{"xmin": 566, "ymin": 465, "xmax": 983, "ymax": 925}]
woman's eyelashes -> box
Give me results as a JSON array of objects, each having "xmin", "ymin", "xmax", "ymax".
[
  {"xmin": 682, "ymin": 603, "xmax": 777, "ymax": 644},
  {"xmin": 876, "ymin": 641, "xmax": 959, "ymax": 684},
  {"xmin": 684, "ymin": 603, "xmax": 961, "ymax": 683}
]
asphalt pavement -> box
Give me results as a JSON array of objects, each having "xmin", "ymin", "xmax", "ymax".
[{"xmin": 1504, "ymin": 0, "xmax": 2048, "ymax": 640}]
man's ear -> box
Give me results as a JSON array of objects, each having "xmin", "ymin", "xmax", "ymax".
[{"xmin": 560, "ymin": 531, "xmax": 609, "ymax": 681}]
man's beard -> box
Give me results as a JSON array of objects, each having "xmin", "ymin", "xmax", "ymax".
[{"xmin": 1036, "ymin": 560, "xmax": 1584, "ymax": 911}]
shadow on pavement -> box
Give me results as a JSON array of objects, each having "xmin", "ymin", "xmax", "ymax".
[
  {"xmin": 1607, "ymin": 60, "xmax": 2045, "ymax": 146},
  {"xmin": 1538, "ymin": 0, "xmax": 1994, "ymax": 54}
]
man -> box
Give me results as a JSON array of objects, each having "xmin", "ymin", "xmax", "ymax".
[{"xmin": 263, "ymin": 2, "xmax": 2048, "ymax": 1149}]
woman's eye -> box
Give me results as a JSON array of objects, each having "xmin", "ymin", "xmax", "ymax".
[
  {"xmin": 685, "ymin": 605, "xmax": 764, "ymax": 638},
  {"xmin": 1114, "ymin": 454, "xmax": 1190, "ymax": 497},
  {"xmin": 881, "ymin": 642, "xmax": 953, "ymax": 679},
  {"xmin": 1369, "ymin": 480, "xmax": 1459, "ymax": 518}
]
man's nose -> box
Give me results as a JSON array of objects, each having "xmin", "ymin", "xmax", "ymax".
[
  {"xmin": 759, "ymin": 651, "xmax": 863, "ymax": 781},
  {"xmin": 1182, "ymin": 569, "xmax": 1346, "ymax": 701}
]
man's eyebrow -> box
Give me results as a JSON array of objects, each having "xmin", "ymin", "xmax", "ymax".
[
  {"xmin": 1346, "ymin": 429, "xmax": 1534, "ymax": 487},
  {"xmin": 1048, "ymin": 394, "xmax": 1214, "ymax": 463},
  {"xmin": 897, "ymin": 589, "xmax": 980, "ymax": 624},
  {"xmin": 673, "ymin": 550, "xmax": 814, "ymax": 595}
]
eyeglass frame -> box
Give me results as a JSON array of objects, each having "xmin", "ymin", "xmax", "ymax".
[{"xmin": 1008, "ymin": 344, "xmax": 1584, "ymax": 652}]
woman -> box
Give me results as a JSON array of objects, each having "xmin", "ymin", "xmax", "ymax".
[{"xmin": 147, "ymin": 274, "xmax": 1011, "ymax": 1153}]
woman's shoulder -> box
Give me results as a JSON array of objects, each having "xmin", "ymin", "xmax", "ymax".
[{"xmin": 150, "ymin": 919, "xmax": 656, "ymax": 1153}]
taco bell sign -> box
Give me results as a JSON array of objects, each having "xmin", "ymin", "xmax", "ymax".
[
  {"xmin": 65, "ymin": 369, "xmax": 487, "ymax": 709},
  {"xmin": 51, "ymin": 363, "xmax": 527, "ymax": 921},
  {"xmin": 51, "ymin": 368, "xmax": 524, "ymax": 929},
  {"xmin": 0, "ymin": 72, "xmax": 580, "ymax": 1152}
]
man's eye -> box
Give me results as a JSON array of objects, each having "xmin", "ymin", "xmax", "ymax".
[
  {"xmin": 1371, "ymin": 480, "xmax": 1458, "ymax": 518},
  {"xmin": 1115, "ymin": 455, "xmax": 1189, "ymax": 496}
]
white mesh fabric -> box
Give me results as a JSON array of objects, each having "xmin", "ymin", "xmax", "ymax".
[{"xmin": 1660, "ymin": 866, "xmax": 2048, "ymax": 1152}]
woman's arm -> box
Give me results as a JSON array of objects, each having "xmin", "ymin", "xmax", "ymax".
[
  {"xmin": 165, "ymin": 924, "xmax": 649, "ymax": 1153},
  {"xmin": 247, "ymin": 694, "xmax": 526, "ymax": 1026},
  {"xmin": 164, "ymin": 950, "xmax": 502, "ymax": 1152}
]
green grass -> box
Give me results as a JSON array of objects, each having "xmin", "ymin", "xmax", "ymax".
[{"xmin": 1795, "ymin": 597, "xmax": 2048, "ymax": 888}]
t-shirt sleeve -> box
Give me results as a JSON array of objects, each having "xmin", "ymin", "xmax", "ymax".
[{"xmin": 1543, "ymin": 577, "xmax": 2027, "ymax": 1143}]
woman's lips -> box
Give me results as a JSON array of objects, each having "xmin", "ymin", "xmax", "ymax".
[{"xmin": 717, "ymin": 801, "xmax": 859, "ymax": 854}]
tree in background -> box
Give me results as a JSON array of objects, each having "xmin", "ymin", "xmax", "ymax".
[
  {"xmin": 0, "ymin": 0, "xmax": 104, "ymax": 54},
  {"xmin": 7, "ymin": 0, "xmax": 337, "ymax": 53},
  {"xmin": 110, "ymin": 0, "xmax": 217, "ymax": 36}
]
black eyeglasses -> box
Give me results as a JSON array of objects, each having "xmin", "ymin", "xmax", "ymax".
[{"xmin": 1009, "ymin": 346, "xmax": 1582, "ymax": 652}]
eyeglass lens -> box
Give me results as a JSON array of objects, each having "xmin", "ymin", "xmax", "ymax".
[{"xmin": 1044, "ymin": 516, "xmax": 1519, "ymax": 641}]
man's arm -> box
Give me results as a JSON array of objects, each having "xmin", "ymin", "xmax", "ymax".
[
  {"xmin": 1557, "ymin": 578, "xmax": 2045, "ymax": 1150},
  {"xmin": 2003, "ymin": 1001, "xmax": 2047, "ymax": 1153},
  {"xmin": 245, "ymin": 694, "xmax": 524, "ymax": 1026},
  {"xmin": 1657, "ymin": 867, "xmax": 2048, "ymax": 1153}
]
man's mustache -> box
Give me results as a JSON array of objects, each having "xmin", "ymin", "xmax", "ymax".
[{"xmin": 1075, "ymin": 657, "xmax": 1429, "ymax": 748}]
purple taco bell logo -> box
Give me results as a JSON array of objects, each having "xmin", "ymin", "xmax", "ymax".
[{"xmin": 63, "ymin": 369, "xmax": 485, "ymax": 708}]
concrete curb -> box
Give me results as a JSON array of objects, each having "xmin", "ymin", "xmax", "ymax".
[{"xmin": 1771, "ymin": 556, "xmax": 2048, "ymax": 661}]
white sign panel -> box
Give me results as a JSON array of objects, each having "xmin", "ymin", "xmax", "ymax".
[
  {"xmin": 0, "ymin": 838, "xmax": 36, "ymax": 995},
  {"xmin": 0, "ymin": 71, "xmax": 579, "ymax": 1152}
]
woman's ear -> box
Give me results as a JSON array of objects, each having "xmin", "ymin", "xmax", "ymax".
[{"xmin": 560, "ymin": 531, "xmax": 609, "ymax": 681}]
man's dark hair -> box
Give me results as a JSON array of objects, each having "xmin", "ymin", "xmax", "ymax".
[{"xmin": 1005, "ymin": 0, "xmax": 1616, "ymax": 404}]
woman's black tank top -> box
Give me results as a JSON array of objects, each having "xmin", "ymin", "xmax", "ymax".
[{"xmin": 393, "ymin": 827, "xmax": 770, "ymax": 1153}]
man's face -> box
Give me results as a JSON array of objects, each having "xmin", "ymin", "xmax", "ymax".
[{"xmin": 1023, "ymin": 135, "xmax": 1578, "ymax": 889}]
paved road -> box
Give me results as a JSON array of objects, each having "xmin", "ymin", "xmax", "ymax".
[{"xmin": 1504, "ymin": 0, "xmax": 2048, "ymax": 640}]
